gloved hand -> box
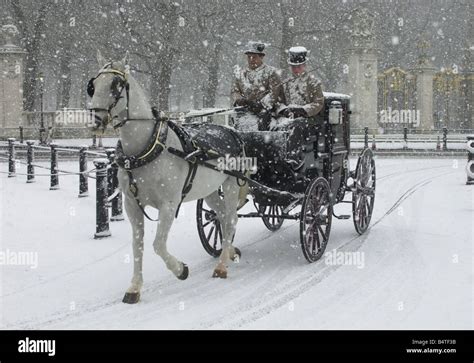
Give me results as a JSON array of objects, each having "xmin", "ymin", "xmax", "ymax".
[
  {"xmin": 288, "ymin": 107, "xmax": 308, "ymax": 118},
  {"xmin": 247, "ymin": 100, "xmax": 264, "ymax": 114},
  {"xmin": 279, "ymin": 107, "xmax": 292, "ymax": 118},
  {"xmin": 234, "ymin": 98, "xmax": 248, "ymax": 107}
]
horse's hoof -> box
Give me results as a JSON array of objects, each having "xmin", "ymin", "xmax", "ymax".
[
  {"xmin": 122, "ymin": 292, "xmax": 140, "ymax": 304},
  {"xmin": 231, "ymin": 247, "xmax": 241, "ymax": 262},
  {"xmin": 177, "ymin": 264, "xmax": 189, "ymax": 280},
  {"xmin": 212, "ymin": 269, "xmax": 227, "ymax": 279}
]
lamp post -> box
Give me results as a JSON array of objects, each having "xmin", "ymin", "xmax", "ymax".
[{"xmin": 38, "ymin": 72, "xmax": 45, "ymax": 145}]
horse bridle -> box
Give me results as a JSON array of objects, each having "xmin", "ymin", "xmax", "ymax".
[{"xmin": 88, "ymin": 63, "xmax": 131, "ymax": 129}]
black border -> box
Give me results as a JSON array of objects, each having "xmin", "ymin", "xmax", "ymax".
[{"xmin": 0, "ymin": 330, "xmax": 472, "ymax": 362}]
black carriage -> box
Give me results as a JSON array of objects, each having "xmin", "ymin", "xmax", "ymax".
[{"xmin": 196, "ymin": 93, "xmax": 376, "ymax": 263}]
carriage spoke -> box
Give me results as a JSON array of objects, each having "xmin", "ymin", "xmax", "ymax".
[
  {"xmin": 206, "ymin": 226, "xmax": 215, "ymax": 242},
  {"xmin": 359, "ymin": 196, "xmax": 364, "ymax": 226},
  {"xmin": 357, "ymin": 199, "xmax": 363, "ymax": 223},
  {"xmin": 314, "ymin": 226, "xmax": 321, "ymax": 252},
  {"xmin": 358, "ymin": 206, "xmax": 364, "ymax": 229},
  {"xmin": 363, "ymin": 199, "xmax": 371, "ymax": 227},
  {"xmin": 316, "ymin": 186, "xmax": 323, "ymax": 201},
  {"xmin": 202, "ymin": 219, "xmax": 213, "ymax": 228},
  {"xmin": 306, "ymin": 230, "xmax": 314, "ymax": 253},
  {"xmin": 360, "ymin": 198, "xmax": 367, "ymax": 229},
  {"xmin": 317, "ymin": 225, "xmax": 327, "ymax": 242},
  {"xmin": 316, "ymin": 204, "xmax": 328, "ymax": 219}
]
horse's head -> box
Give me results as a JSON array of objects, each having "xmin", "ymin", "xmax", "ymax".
[{"xmin": 88, "ymin": 50, "xmax": 130, "ymax": 131}]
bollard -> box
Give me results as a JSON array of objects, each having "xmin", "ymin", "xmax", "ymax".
[
  {"xmin": 105, "ymin": 149, "xmax": 124, "ymax": 221},
  {"xmin": 26, "ymin": 141, "xmax": 35, "ymax": 183},
  {"xmin": 105, "ymin": 149, "xmax": 115, "ymax": 208},
  {"xmin": 19, "ymin": 126, "xmax": 24, "ymax": 144},
  {"xmin": 94, "ymin": 159, "xmax": 111, "ymax": 239},
  {"xmin": 50, "ymin": 143, "xmax": 59, "ymax": 190},
  {"xmin": 7, "ymin": 138, "xmax": 16, "ymax": 177},
  {"xmin": 364, "ymin": 127, "xmax": 369, "ymax": 149},
  {"xmin": 442, "ymin": 127, "xmax": 448, "ymax": 151},
  {"xmin": 98, "ymin": 135, "xmax": 103, "ymax": 148},
  {"xmin": 403, "ymin": 127, "xmax": 408, "ymax": 150},
  {"xmin": 466, "ymin": 136, "xmax": 474, "ymax": 185},
  {"xmin": 110, "ymin": 163, "xmax": 124, "ymax": 222},
  {"xmin": 436, "ymin": 136, "xmax": 441, "ymax": 151},
  {"xmin": 111, "ymin": 185, "xmax": 124, "ymax": 221},
  {"xmin": 371, "ymin": 134, "xmax": 377, "ymax": 151},
  {"xmin": 110, "ymin": 162, "xmax": 124, "ymax": 222},
  {"xmin": 78, "ymin": 146, "xmax": 89, "ymax": 197},
  {"xmin": 92, "ymin": 134, "xmax": 97, "ymax": 149}
]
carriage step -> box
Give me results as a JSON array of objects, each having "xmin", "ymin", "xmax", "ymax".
[{"xmin": 333, "ymin": 212, "xmax": 351, "ymax": 220}]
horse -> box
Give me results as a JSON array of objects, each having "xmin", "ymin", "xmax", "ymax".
[{"xmin": 88, "ymin": 51, "xmax": 242, "ymax": 304}]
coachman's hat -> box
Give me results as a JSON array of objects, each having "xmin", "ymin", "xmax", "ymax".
[
  {"xmin": 287, "ymin": 46, "xmax": 309, "ymax": 65},
  {"xmin": 244, "ymin": 41, "xmax": 266, "ymax": 55}
]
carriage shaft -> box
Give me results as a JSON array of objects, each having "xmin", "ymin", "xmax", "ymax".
[{"xmin": 237, "ymin": 212, "xmax": 299, "ymax": 220}]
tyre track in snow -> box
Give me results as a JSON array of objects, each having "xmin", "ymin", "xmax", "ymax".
[
  {"xmin": 22, "ymin": 161, "xmax": 447, "ymax": 297},
  {"xmin": 2, "ymin": 160, "xmax": 447, "ymax": 301},
  {"xmin": 2, "ymin": 222, "xmax": 297, "ymax": 329},
  {"xmin": 198, "ymin": 167, "xmax": 456, "ymax": 329},
  {"xmin": 3, "ymin": 162, "xmax": 455, "ymax": 329}
]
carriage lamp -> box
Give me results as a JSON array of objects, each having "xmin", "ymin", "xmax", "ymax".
[{"xmin": 329, "ymin": 101, "xmax": 343, "ymax": 125}]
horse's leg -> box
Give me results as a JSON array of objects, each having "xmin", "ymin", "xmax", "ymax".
[
  {"xmin": 153, "ymin": 203, "xmax": 189, "ymax": 280},
  {"xmin": 123, "ymin": 197, "xmax": 145, "ymax": 304},
  {"xmin": 212, "ymin": 178, "xmax": 240, "ymax": 279}
]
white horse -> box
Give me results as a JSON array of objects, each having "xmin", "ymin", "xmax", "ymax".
[{"xmin": 89, "ymin": 51, "xmax": 242, "ymax": 304}]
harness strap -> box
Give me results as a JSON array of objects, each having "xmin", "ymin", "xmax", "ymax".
[
  {"xmin": 168, "ymin": 122, "xmax": 201, "ymax": 218},
  {"xmin": 115, "ymin": 119, "xmax": 167, "ymax": 170},
  {"xmin": 126, "ymin": 170, "xmax": 160, "ymax": 222},
  {"xmin": 167, "ymin": 147, "xmax": 247, "ymax": 184},
  {"xmin": 175, "ymin": 161, "xmax": 199, "ymax": 218},
  {"xmin": 166, "ymin": 147, "xmax": 301, "ymax": 200}
]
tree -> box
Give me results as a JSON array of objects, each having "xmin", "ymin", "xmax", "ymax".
[
  {"xmin": 118, "ymin": 0, "xmax": 184, "ymax": 110},
  {"xmin": 10, "ymin": 0, "xmax": 52, "ymax": 111}
]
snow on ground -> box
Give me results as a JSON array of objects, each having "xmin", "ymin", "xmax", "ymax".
[{"xmin": 0, "ymin": 157, "xmax": 472, "ymax": 329}]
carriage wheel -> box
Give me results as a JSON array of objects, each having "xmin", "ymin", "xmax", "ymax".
[
  {"xmin": 299, "ymin": 177, "xmax": 333, "ymax": 263},
  {"xmin": 196, "ymin": 199, "xmax": 223, "ymax": 257},
  {"xmin": 257, "ymin": 204, "xmax": 285, "ymax": 231},
  {"xmin": 352, "ymin": 148, "xmax": 376, "ymax": 235}
]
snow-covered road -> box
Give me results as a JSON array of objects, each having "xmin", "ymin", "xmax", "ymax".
[{"xmin": 0, "ymin": 157, "xmax": 472, "ymax": 329}]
